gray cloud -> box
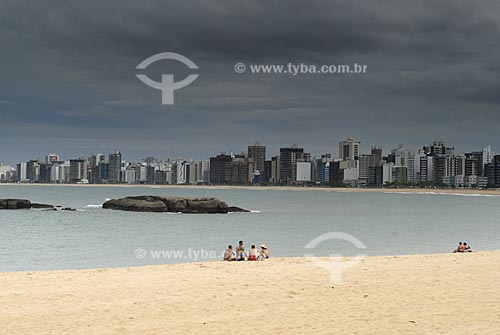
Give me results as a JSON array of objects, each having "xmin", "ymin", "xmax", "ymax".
[{"xmin": 0, "ymin": 0, "xmax": 499, "ymax": 165}]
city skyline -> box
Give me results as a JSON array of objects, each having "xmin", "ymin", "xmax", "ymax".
[
  {"xmin": 3, "ymin": 138, "xmax": 499, "ymax": 189},
  {"xmin": 0, "ymin": 138, "xmax": 497, "ymax": 168}
]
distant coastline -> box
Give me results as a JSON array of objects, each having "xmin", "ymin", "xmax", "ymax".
[{"xmin": 1, "ymin": 182, "xmax": 500, "ymax": 196}]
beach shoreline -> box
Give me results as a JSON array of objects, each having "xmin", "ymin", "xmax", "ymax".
[
  {"xmin": 2, "ymin": 252, "xmax": 499, "ymax": 334},
  {"xmin": 1, "ymin": 182, "xmax": 500, "ymax": 196}
]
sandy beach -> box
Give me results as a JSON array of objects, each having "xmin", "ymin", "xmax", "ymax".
[
  {"xmin": 1, "ymin": 251, "xmax": 499, "ymax": 334},
  {"xmin": 2, "ymin": 182, "xmax": 500, "ymax": 196}
]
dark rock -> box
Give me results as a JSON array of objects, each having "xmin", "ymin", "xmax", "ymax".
[
  {"xmin": 103, "ymin": 196, "xmax": 169, "ymax": 212},
  {"xmin": 61, "ymin": 207, "xmax": 77, "ymax": 211},
  {"xmin": 0, "ymin": 199, "xmax": 32, "ymax": 210},
  {"xmin": 31, "ymin": 203, "xmax": 55, "ymax": 209},
  {"xmin": 0, "ymin": 199, "xmax": 76, "ymax": 211},
  {"xmin": 102, "ymin": 196, "xmax": 250, "ymax": 214},
  {"xmin": 227, "ymin": 206, "xmax": 249, "ymax": 213}
]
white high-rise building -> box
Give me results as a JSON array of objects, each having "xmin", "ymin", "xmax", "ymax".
[
  {"xmin": 197, "ymin": 160, "xmax": 210, "ymax": 184},
  {"xmin": 339, "ymin": 137, "xmax": 360, "ymax": 161},
  {"xmin": 415, "ymin": 150, "xmax": 434, "ymax": 182},
  {"xmin": 296, "ymin": 162, "xmax": 311, "ymax": 182},
  {"xmin": 176, "ymin": 161, "xmax": 189, "ymax": 184},
  {"xmin": 382, "ymin": 162, "xmax": 395, "ymax": 184},
  {"xmin": 483, "ymin": 145, "xmax": 494, "ymax": 166},
  {"xmin": 391, "ymin": 145, "xmax": 416, "ymax": 183},
  {"xmin": 124, "ymin": 168, "xmax": 137, "ymax": 184}
]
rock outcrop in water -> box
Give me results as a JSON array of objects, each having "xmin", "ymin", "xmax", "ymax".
[
  {"xmin": 102, "ymin": 196, "xmax": 249, "ymax": 214},
  {"xmin": 0, "ymin": 199, "xmax": 33, "ymax": 209},
  {"xmin": 0, "ymin": 199, "xmax": 77, "ymax": 211}
]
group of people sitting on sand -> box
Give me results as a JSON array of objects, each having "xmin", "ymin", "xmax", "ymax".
[
  {"xmin": 453, "ymin": 242, "xmax": 473, "ymax": 253},
  {"xmin": 223, "ymin": 241, "xmax": 270, "ymax": 261}
]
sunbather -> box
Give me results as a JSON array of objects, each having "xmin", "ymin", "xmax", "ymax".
[
  {"xmin": 453, "ymin": 242, "xmax": 465, "ymax": 253},
  {"xmin": 223, "ymin": 245, "xmax": 236, "ymax": 261},
  {"xmin": 236, "ymin": 241, "xmax": 247, "ymax": 261},
  {"xmin": 259, "ymin": 244, "xmax": 270, "ymax": 259},
  {"xmin": 248, "ymin": 245, "xmax": 258, "ymax": 261}
]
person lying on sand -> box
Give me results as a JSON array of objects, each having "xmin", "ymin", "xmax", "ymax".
[
  {"xmin": 463, "ymin": 242, "xmax": 472, "ymax": 252},
  {"xmin": 259, "ymin": 244, "xmax": 270, "ymax": 260},
  {"xmin": 223, "ymin": 245, "xmax": 236, "ymax": 261},
  {"xmin": 248, "ymin": 245, "xmax": 258, "ymax": 261},
  {"xmin": 236, "ymin": 241, "xmax": 247, "ymax": 261}
]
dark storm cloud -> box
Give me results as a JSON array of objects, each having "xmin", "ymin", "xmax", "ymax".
[{"xmin": 0, "ymin": 0, "xmax": 499, "ymax": 164}]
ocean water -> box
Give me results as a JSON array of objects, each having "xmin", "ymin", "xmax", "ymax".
[{"xmin": 0, "ymin": 185, "xmax": 499, "ymax": 271}]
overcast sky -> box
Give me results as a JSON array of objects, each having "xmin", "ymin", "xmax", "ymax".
[{"xmin": 0, "ymin": 0, "xmax": 499, "ymax": 165}]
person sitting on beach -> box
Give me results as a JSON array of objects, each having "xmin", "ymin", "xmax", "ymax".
[
  {"xmin": 259, "ymin": 244, "xmax": 270, "ymax": 260},
  {"xmin": 223, "ymin": 245, "xmax": 236, "ymax": 261},
  {"xmin": 463, "ymin": 242, "xmax": 472, "ymax": 252},
  {"xmin": 453, "ymin": 242, "xmax": 465, "ymax": 253},
  {"xmin": 236, "ymin": 241, "xmax": 247, "ymax": 261},
  {"xmin": 248, "ymin": 245, "xmax": 258, "ymax": 261}
]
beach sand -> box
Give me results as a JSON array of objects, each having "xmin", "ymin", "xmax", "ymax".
[
  {"xmin": 2, "ymin": 182, "xmax": 500, "ymax": 196},
  {"xmin": 1, "ymin": 251, "xmax": 499, "ymax": 334}
]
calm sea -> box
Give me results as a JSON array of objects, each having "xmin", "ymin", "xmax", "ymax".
[{"xmin": 0, "ymin": 185, "xmax": 499, "ymax": 271}]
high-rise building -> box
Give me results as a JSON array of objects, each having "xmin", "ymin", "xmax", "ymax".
[
  {"xmin": 230, "ymin": 154, "xmax": 252, "ymax": 185},
  {"xmin": 263, "ymin": 160, "xmax": 272, "ymax": 184},
  {"xmin": 176, "ymin": 161, "xmax": 189, "ymax": 184},
  {"xmin": 339, "ymin": 137, "xmax": 360, "ymax": 161},
  {"xmin": 108, "ymin": 151, "xmax": 122, "ymax": 183},
  {"xmin": 279, "ymin": 145, "xmax": 307, "ymax": 184},
  {"xmin": 423, "ymin": 141, "xmax": 454, "ymax": 156},
  {"xmin": 391, "ymin": 145, "xmax": 415, "ymax": 183},
  {"xmin": 483, "ymin": 145, "xmax": 494, "ymax": 167},
  {"xmin": 248, "ymin": 142, "xmax": 266, "ymax": 174},
  {"xmin": 419, "ymin": 141, "xmax": 454, "ymax": 184},
  {"xmin": 38, "ymin": 163, "xmax": 50, "ymax": 183},
  {"xmin": 371, "ymin": 147, "xmax": 382, "ymax": 166},
  {"xmin": 417, "ymin": 152, "xmax": 433, "ymax": 182},
  {"xmin": 487, "ymin": 155, "xmax": 500, "ymax": 187},
  {"xmin": 45, "ymin": 153, "xmax": 59, "ymax": 165},
  {"xmin": 196, "ymin": 160, "xmax": 210, "ymax": 184},
  {"xmin": 328, "ymin": 161, "xmax": 343, "ymax": 186},
  {"xmin": 313, "ymin": 154, "xmax": 332, "ymax": 183},
  {"xmin": 296, "ymin": 161, "xmax": 311, "ymax": 182},
  {"xmin": 69, "ymin": 159, "xmax": 88, "ymax": 183},
  {"xmin": 16, "ymin": 162, "xmax": 28, "ymax": 182},
  {"xmin": 358, "ymin": 154, "xmax": 374, "ymax": 186},
  {"xmin": 88, "ymin": 154, "xmax": 105, "ymax": 183},
  {"xmin": 26, "ymin": 160, "xmax": 40, "ymax": 182},
  {"xmin": 270, "ymin": 156, "xmax": 280, "ymax": 185},
  {"xmin": 209, "ymin": 154, "xmax": 233, "ymax": 184},
  {"xmin": 464, "ymin": 155, "xmax": 481, "ymax": 177}
]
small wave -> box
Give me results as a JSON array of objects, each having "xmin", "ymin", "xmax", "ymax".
[
  {"xmin": 250, "ymin": 210, "xmax": 261, "ymax": 213},
  {"xmin": 86, "ymin": 204, "xmax": 102, "ymax": 208}
]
